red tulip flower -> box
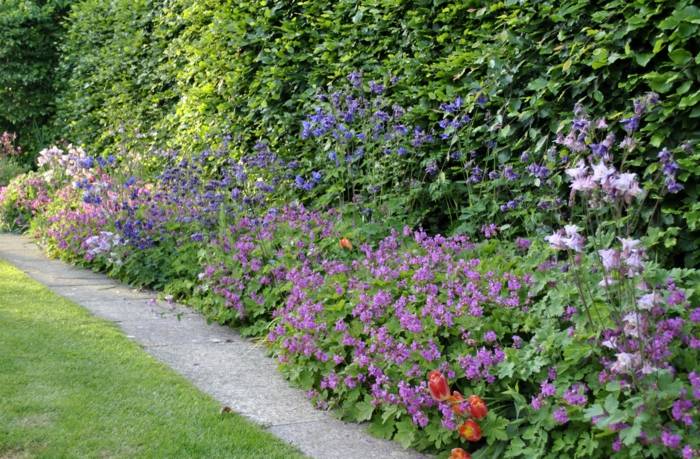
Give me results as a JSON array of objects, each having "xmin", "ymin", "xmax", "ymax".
[
  {"xmin": 428, "ymin": 370, "xmax": 450, "ymax": 401},
  {"xmin": 467, "ymin": 395, "xmax": 488, "ymax": 420},
  {"xmin": 339, "ymin": 237, "xmax": 353, "ymax": 250},
  {"xmin": 449, "ymin": 447, "xmax": 472, "ymax": 459},
  {"xmin": 459, "ymin": 419, "xmax": 482, "ymax": 442}
]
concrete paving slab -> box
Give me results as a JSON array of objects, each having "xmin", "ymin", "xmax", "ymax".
[
  {"xmin": 269, "ymin": 421, "xmax": 426, "ymax": 459},
  {"xmin": 0, "ymin": 233, "xmax": 431, "ymax": 459}
]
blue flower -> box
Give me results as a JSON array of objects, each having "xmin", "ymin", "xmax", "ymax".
[
  {"xmin": 620, "ymin": 115, "xmax": 640, "ymax": 134},
  {"xmin": 347, "ymin": 71, "xmax": 362, "ymax": 88},
  {"xmin": 369, "ymin": 80, "xmax": 384, "ymax": 94}
]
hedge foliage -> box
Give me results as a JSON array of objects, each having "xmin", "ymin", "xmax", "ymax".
[
  {"xmin": 1, "ymin": 0, "xmax": 696, "ymax": 264},
  {"xmin": 0, "ymin": 0, "xmax": 70, "ymax": 157},
  {"xmin": 49, "ymin": 0, "xmax": 700, "ymax": 264}
]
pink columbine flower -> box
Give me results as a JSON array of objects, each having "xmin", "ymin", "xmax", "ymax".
[
  {"xmin": 571, "ymin": 175, "xmax": 596, "ymax": 192},
  {"xmin": 565, "ymin": 160, "xmax": 588, "ymax": 180},
  {"xmin": 598, "ymin": 249, "xmax": 620, "ymax": 272},
  {"xmin": 591, "ymin": 162, "xmax": 616, "ymax": 183},
  {"xmin": 610, "ymin": 352, "xmax": 641, "ymax": 374},
  {"xmin": 612, "ymin": 173, "xmax": 643, "ymax": 203},
  {"xmin": 562, "ymin": 225, "xmax": 585, "ymax": 252},
  {"xmin": 619, "ymin": 237, "xmax": 642, "ymax": 252},
  {"xmin": 545, "ymin": 231, "xmax": 568, "ymax": 250},
  {"xmin": 637, "ymin": 292, "xmax": 661, "ymax": 310}
]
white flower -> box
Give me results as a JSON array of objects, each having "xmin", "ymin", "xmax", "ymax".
[
  {"xmin": 563, "ymin": 224, "xmax": 580, "ymax": 237},
  {"xmin": 591, "ymin": 162, "xmax": 616, "ymax": 183},
  {"xmin": 637, "ymin": 292, "xmax": 661, "ymax": 310},
  {"xmin": 545, "ymin": 231, "xmax": 568, "ymax": 250},
  {"xmin": 610, "ymin": 352, "xmax": 641, "ymax": 374},
  {"xmin": 618, "ymin": 237, "xmax": 642, "ymax": 252},
  {"xmin": 622, "ymin": 312, "xmax": 643, "ymax": 338},
  {"xmin": 565, "ymin": 160, "xmax": 588, "ymax": 180}
]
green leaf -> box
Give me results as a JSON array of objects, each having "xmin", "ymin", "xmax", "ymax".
[
  {"xmin": 678, "ymin": 5, "xmax": 700, "ymax": 24},
  {"xmin": 355, "ymin": 400, "xmax": 375, "ymax": 422},
  {"xmin": 583, "ymin": 404, "xmax": 604, "ymax": 420},
  {"xmin": 591, "ymin": 48, "xmax": 608, "ymax": 69},
  {"xmin": 634, "ymin": 52, "xmax": 653, "ymax": 67},
  {"xmin": 368, "ymin": 417, "xmax": 395, "ymax": 439},
  {"xmin": 604, "ymin": 394, "xmax": 619, "ymax": 413},
  {"xmin": 394, "ymin": 419, "xmax": 416, "ymax": 448},
  {"xmin": 620, "ymin": 423, "xmax": 641, "ymax": 446},
  {"xmin": 669, "ymin": 48, "xmax": 693, "ymax": 65}
]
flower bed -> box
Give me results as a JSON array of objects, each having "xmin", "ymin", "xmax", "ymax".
[{"xmin": 2, "ymin": 91, "xmax": 699, "ymax": 458}]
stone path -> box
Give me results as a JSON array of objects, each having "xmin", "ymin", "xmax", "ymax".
[{"xmin": 0, "ymin": 234, "xmax": 428, "ymax": 459}]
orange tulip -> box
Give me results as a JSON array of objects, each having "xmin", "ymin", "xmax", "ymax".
[
  {"xmin": 449, "ymin": 447, "xmax": 472, "ymax": 459},
  {"xmin": 458, "ymin": 419, "xmax": 482, "ymax": 442},
  {"xmin": 339, "ymin": 237, "xmax": 353, "ymax": 250},
  {"xmin": 428, "ymin": 370, "xmax": 450, "ymax": 401},
  {"xmin": 467, "ymin": 395, "xmax": 488, "ymax": 420}
]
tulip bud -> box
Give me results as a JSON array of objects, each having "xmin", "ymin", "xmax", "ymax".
[
  {"xmin": 458, "ymin": 419, "xmax": 482, "ymax": 442},
  {"xmin": 428, "ymin": 370, "xmax": 450, "ymax": 401},
  {"xmin": 339, "ymin": 237, "xmax": 353, "ymax": 250},
  {"xmin": 467, "ymin": 395, "xmax": 488, "ymax": 419},
  {"xmin": 449, "ymin": 447, "xmax": 471, "ymax": 459}
]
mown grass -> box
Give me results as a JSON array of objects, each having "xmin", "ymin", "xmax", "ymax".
[{"xmin": 0, "ymin": 260, "xmax": 306, "ymax": 459}]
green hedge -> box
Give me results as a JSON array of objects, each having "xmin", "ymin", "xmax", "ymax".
[
  {"xmin": 0, "ymin": 0, "xmax": 70, "ymax": 157},
  {"xmin": 48, "ymin": 0, "xmax": 700, "ymax": 265}
]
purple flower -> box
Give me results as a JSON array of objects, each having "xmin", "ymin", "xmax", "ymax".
[
  {"xmin": 661, "ymin": 430, "xmax": 682, "ymax": 449},
  {"xmin": 481, "ymin": 223, "xmax": 498, "ymax": 239},
  {"xmin": 347, "ymin": 71, "xmax": 362, "ymax": 87},
  {"xmin": 512, "ymin": 335, "xmax": 523, "ymax": 348},
  {"xmin": 553, "ymin": 407, "xmax": 569, "ymax": 424},
  {"xmin": 369, "ymin": 80, "xmax": 384, "ymax": 94},
  {"xmin": 531, "ymin": 396, "xmax": 543, "ymax": 410},
  {"xmin": 503, "ymin": 166, "xmax": 519, "ymax": 181},
  {"xmin": 527, "ymin": 163, "xmax": 550, "ymax": 179},
  {"xmin": 425, "ymin": 161, "xmax": 438, "ymax": 176},
  {"xmin": 515, "ymin": 237, "xmax": 531, "ymax": 250},
  {"xmin": 621, "ymin": 115, "xmax": 640, "ymax": 134},
  {"xmin": 562, "ymin": 383, "xmax": 588, "ymax": 406},
  {"xmin": 540, "ymin": 381, "xmax": 556, "ymax": 398}
]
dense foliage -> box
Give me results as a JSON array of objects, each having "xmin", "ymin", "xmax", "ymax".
[
  {"xmin": 0, "ymin": 0, "xmax": 70, "ymax": 156},
  {"xmin": 47, "ymin": 0, "xmax": 700, "ymax": 264},
  {"xmin": 3, "ymin": 1, "xmax": 700, "ymax": 457}
]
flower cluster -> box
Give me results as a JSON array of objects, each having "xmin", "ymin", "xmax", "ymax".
[{"xmin": 0, "ymin": 131, "xmax": 22, "ymax": 157}]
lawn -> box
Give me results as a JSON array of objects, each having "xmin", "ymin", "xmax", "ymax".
[{"xmin": 0, "ymin": 260, "xmax": 306, "ymax": 459}]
